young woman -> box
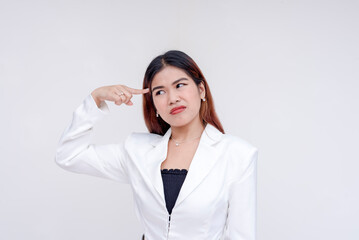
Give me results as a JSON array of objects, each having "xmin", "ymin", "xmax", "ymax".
[{"xmin": 55, "ymin": 50, "xmax": 258, "ymax": 240}]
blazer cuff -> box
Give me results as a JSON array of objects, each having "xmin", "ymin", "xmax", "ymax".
[
  {"xmin": 88, "ymin": 94, "xmax": 110, "ymax": 113},
  {"xmin": 75, "ymin": 93, "xmax": 110, "ymax": 124}
]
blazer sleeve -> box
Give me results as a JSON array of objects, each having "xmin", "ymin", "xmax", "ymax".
[
  {"xmin": 224, "ymin": 148, "xmax": 258, "ymax": 240},
  {"xmin": 54, "ymin": 93, "xmax": 129, "ymax": 184}
]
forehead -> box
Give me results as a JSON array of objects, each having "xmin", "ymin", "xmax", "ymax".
[{"xmin": 152, "ymin": 65, "xmax": 190, "ymax": 86}]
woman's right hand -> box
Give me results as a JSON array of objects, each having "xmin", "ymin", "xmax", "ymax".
[{"xmin": 91, "ymin": 85, "xmax": 150, "ymax": 108}]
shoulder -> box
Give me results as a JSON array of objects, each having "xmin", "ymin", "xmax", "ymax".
[
  {"xmin": 124, "ymin": 131, "xmax": 162, "ymax": 148},
  {"xmin": 220, "ymin": 133, "xmax": 258, "ymax": 155},
  {"xmin": 219, "ymin": 133, "xmax": 258, "ymax": 182}
]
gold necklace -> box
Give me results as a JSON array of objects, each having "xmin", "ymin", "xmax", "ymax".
[{"xmin": 170, "ymin": 135, "xmax": 201, "ymax": 147}]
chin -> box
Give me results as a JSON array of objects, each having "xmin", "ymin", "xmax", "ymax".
[
  {"xmin": 164, "ymin": 118, "xmax": 187, "ymax": 127},
  {"xmin": 168, "ymin": 117, "xmax": 198, "ymax": 128},
  {"xmin": 168, "ymin": 121, "xmax": 189, "ymax": 128}
]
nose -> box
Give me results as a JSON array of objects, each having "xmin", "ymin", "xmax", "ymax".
[{"xmin": 168, "ymin": 89, "xmax": 180, "ymax": 105}]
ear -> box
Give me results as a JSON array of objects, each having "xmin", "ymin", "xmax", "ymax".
[{"xmin": 198, "ymin": 81, "xmax": 206, "ymax": 98}]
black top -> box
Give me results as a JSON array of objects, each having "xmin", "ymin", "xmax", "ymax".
[{"xmin": 161, "ymin": 168, "xmax": 188, "ymax": 215}]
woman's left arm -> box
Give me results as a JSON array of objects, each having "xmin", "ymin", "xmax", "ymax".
[{"xmin": 224, "ymin": 148, "xmax": 258, "ymax": 240}]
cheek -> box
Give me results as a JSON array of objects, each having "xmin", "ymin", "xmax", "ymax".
[
  {"xmin": 153, "ymin": 98, "xmax": 166, "ymax": 110},
  {"xmin": 186, "ymin": 94, "xmax": 202, "ymax": 112},
  {"xmin": 188, "ymin": 91, "xmax": 201, "ymax": 103}
]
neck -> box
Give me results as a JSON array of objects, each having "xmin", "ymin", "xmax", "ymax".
[{"xmin": 170, "ymin": 116, "xmax": 206, "ymax": 141}]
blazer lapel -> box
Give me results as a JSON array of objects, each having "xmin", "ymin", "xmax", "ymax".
[
  {"xmin": 144, "ymin": 128, "xmax": 172, "ymax": 204},
  {"xmin": 144, "ymin": 123, "xmax": 224, "ymax": 208},
  {"xmin": 175, "ymin": 124, "xmax": 223, "ymax": 207}
]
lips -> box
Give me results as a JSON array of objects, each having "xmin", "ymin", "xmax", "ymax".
[{"xmin": 170, "ymin": 106, "xmax": 186, "ymax": 114}]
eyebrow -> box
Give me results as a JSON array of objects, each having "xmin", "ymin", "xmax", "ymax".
[{"xmin": 151, "ymin": 77, "xmax": 189, "ymax": 93}]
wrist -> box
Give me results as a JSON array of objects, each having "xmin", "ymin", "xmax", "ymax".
[{"xmin": 91, "ymin": 91, "xmax": 103, "ymax": 108}]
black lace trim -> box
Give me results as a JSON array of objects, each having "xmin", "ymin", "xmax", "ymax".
[{"xmin": 161, "ymin": 168, "xmax": 188, "ymax": 175}]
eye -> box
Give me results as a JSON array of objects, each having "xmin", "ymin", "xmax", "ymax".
[
  {"xmin": 177, "ymin": 83, "xmax": 186, "ymax": 88},
  {"xmin": 155, "ymin": 83, "xmax": 186, "ymax": 96},
  {"xmin": 155, "ymin": 90, "xmax": 164, "ymax": 96}
]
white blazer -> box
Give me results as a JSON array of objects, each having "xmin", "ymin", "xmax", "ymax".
[{"xmin": 55, "ymin": 94, "xmax": 258, "ymax": 240}]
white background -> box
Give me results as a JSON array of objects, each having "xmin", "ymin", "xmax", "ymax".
[{"xmin": 0, "ymin": 0, "xmax": 358, "ymax": 239}]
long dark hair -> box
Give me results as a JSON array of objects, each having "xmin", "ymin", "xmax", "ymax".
[{"xmin": 142, "ymin": 50, "xmax": 224, "ymax": 135}]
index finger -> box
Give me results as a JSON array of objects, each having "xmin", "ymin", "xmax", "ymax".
[{"xmin": 125, "ymin": 86, "xmax": 150, "ymax": 95}]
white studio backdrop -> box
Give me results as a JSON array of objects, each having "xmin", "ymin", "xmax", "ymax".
[{"xmin": 0, "ymin": 0, "xmax": 358, "ymax": 239}]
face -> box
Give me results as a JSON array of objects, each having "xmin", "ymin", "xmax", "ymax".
[{"xmin": 151, "ymin": 65, "xmax": 205, "ymax": 127}]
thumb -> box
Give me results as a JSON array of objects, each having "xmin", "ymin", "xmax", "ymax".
[{"xmin": 125, "ymin": 100, "xmax": 133, "ymax": 106}]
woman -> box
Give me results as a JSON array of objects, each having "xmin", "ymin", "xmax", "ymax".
[{"xmin": 55, "ymin": 50, "xmax": 258, "ymax": 240}]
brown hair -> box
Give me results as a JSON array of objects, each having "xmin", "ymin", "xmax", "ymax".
[{"xmin": 142, "ymin": 50, "xmax": 224, "ymax": 135}]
